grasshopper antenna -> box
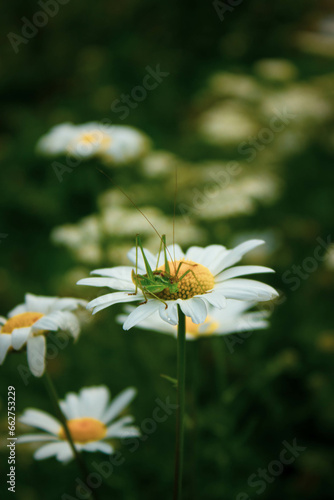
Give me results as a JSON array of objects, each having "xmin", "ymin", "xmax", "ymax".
[
  {"xmin": 172, "ymin": 164, "xmax": 178, "ymax": 268},
  {"xmin": 96, "ymin": 167, "xmax": 174, "ymax": 263}
]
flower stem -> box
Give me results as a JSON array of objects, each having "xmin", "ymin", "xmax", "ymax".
[
  {"xmin": 43, "ymin": 371, "xmax": 98, "ymax": 500},
  {"xmin": 173, "ymin": 306, "xmax": 186, "ymax": 500}
]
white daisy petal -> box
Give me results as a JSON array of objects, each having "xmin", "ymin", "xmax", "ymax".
[
  {"xmin": 88, "ymin": 292, "xmax": 142, "ymax": 314},
  {"xmin": 50, "ymin": 298, "xmax": 87, "ymax": 312},
  {"xmin": 79, "ymin": 386, "xmax": 110, "ymax": 419},
  {"xmin": 106, "ymin": 417, "xmax": 140, "ymax": 438},
  {"xmin": 123, "ymin": 301, "xmax": 159, "ymax": 330},
  {"xmin": 34, "ymin": 442, "xmax": 73, "ymax": 462},
  {"xmin": 179, "ymin": 298, "xmax": 207, "ymax": 324},
  {"xmin": 77, "ymin": 277, "xmax": 133, "ymax": 291},
  {"xmin": 216, "ymin": 240, "xmax": 265, "ymax": 272},
  {"xmin": 215, "ymin": 278, "xmax": 278, "ymax": 301},
  {"xmin": 216, "ymin": 265, "xmax": 275, "ymax": 282},
  {"xmin": 102, "ymin": 388, "xmax": 137, "ymax": 424},
  {"xmin": 159, "ymin": 301, "xmax": 178, "ymax": 325},
  {"xmin": 7, "ymin": 304, "xmax": 28, "ymax": 317},
  {"xmin": 33, "ymin": 311, "xmax": 80, "ymax": 339},
  {"xmin": 19, "ymin": 409, "xmax": 61, "ymax": 435},
  {"xmin": 92, "ymin": 266, "xmax": 132, "ymax": 277},
  {"xmin": 17, "ymin": 434, "xmax": 59, "ymax": 444},
  {"xmin": 24, "ymin": 294, "xmax": 58, "ymax": 314},
  {"xmin": 0, "ymin": 335, "xmax": 13, "ymax": 364},
  {"xmin": 83, "ymin": 442, "xmax": 113, "ymax": 454},
  {"xmin": 11, "ymin": 327, "xmax": 31, "ymax": 350},
  {"xmin": 0, "ymin": 316, "xmax": 7, "ymax": 325},
  {"xmin": 201, "ymin": 290, "xmax": 226, "ymax": 309},
  {"xmin": 60, "ymin": 393, "xmax": 81, "ymax": 420},
  {"xmin": 190, "ymin": 245, "xmax": 229, "ymax": 274},
  {"xmin": 27, "ymin": 335, "xmax": 46, "ymax": 377}
]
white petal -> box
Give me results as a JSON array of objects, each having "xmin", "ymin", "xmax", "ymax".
[
  {"xmin": 179, "ymin": 298, "xmax": 207, "ymax": 324},
  {"xmin": 19, "ymin": 409, "xmax": 61, "ymax": 435},
  {"xmin": 0, "ymin": 335, "xmax": 13, "ymax": 364},
  {"xmin": 88, "ymin": 292, "xmax": 142, "ymax": 314},
  {"xmin": 106, "ymin": 417, "xmax": 140, "ymax": 438},
  {"xmin": 201, "ymin": 290, "xmax": 226, "ymax": 309},
  {"xmin": 215, "ymin": 278, "xmax": 278, "ymax": 301},
  {"xmin": 216, "ymin": 265, "xmax": 275, "ymax": 282},
  {"xmin": 102, "ymin": 388, "xmax": 137, "ymax": 424},
  {"xmin": 7, "ymin": 304, "xmax": 28, "ymax": 317},
  {"xmin": 83, "ymin": 441, "xmax": 113, "ymax": 454},
  {"xmin": 11, "ymin": 328, "xmax": 31, "ymax": 350},
  {"xmin": 0, "ymin": 316, "xmax": 8, "ymax": 325},
  {"xmin": 25, "ymin": 294, "xmax": 58, "ymax": 314},
  {"xmin": 27, "ymin": 336, "xmax": 46, "ymax": 377},
  {"xmin": 34, "ymin": 311, "xmax": 80, "ymax": 339},
  {"xmin": 34, "ymin": 441, "xmax": 73, "ymax": 462},
  {"xmin": 184, "ymin": 246, "xmax": 206, "ymax": 262},
  {"xmin": 91, "ymin": 266, "xmax": 133, "ymax": 281},
  {"xmin": 50, "ymin": 297, "xmax": 87, "ymax": 312},
  {"xmin": 123, "ymin": 301, "xmax": 159, "ymax": 330},
  {"xmin": 60, "ymin": 393, "xmax": 81, "ymax": 419},
  {"xmin": 78, "ymin": 386, "xmax": 110, "ymax": 419},
  {"xmin": 189, "ymin": 245, "xmax": 229, "ymax": 274},
  {"xmin": 127, "ymin": 247, "xmax": 156, "ymax": 270},
  {"xmin": 159, "ymin": 301, "xmax": 178, "ymax": 325},
  {"xmin": 77, "ymin": 277, "xmax": 133, "ymax": 290},
  {"xmin": 216, "ymin": 240, "xmax": 265, "ymax": 273},
  {"xmin": 18, "ymin": 434, "xmax": 59, "ymax": 444}
]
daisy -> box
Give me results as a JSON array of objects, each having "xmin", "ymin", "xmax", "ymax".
[
  {"xmin": 0, "ymin": 293, "xmax": 87, "ymax": 377},
  {"xmin": 77, "ymin": 239, "xmax": 278, "ymax": 329},
  {"xmin": 117, "ymin": 300, "xmax": 270, "ymax": 340},
  {"xmin": 18, "ymin": 386, "xmax": 140, "ymax": 462},
  {"xmin": 37, "ymin": 122, "xmax": 150, "ymax": 163}
]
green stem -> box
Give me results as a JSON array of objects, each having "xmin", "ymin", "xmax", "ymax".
[
  {"xmin": 43, "ymin": 371, "xmax": 98, "ymax": 500},
  {"xmin": 173, "ymin": 306, "xmax": 186, "ymax": 500}
]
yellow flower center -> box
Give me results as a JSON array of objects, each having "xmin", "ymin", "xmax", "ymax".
[
  {"xmin": 79, "ymin": 131, "xmax": 112, "ymax": 150},
  {"xmin": 156, "ymin": 260, "xmax": 215, "ymax": 300},
  {"xmin": 1, "ymin": 312, "xmax": 44, "ymax": 334},
  {"xmin": 185, "ymin": 315, "xmax": 219, "ymax": 338},
  {"xmin": 59, "ymin": 417, "xmax": 107, "ymax": 444}
]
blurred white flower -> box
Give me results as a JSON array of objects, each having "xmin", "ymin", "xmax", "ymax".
[
  {"xmin": 254, "ymin": 59, "xmax": 298, "ymax": 82},
  {"xmin": 18, "ymin": 386, "xmax": 140, "ymax": 462},
  {"xmin": 37, "ymin": 122, "xmax": 150, "ymax": 164},
  {"xmin": 0, "ymin": 294, "xmax": 86, "ymax": 377},
  {"xmin": 197, "ymin": 102, "xmax": 259, "ymax": 146},
  {"xmin": 117, "ymin": 300, "xmax": 270, "ymax": 340}
]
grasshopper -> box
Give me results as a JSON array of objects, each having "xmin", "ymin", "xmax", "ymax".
[
  {"xmin": 96, "ymin": 167, "xmax": 205, "ymax": 307},
  {"xmin": 130, "ymin": 235, "xmax": 204, "ymax": 308}
]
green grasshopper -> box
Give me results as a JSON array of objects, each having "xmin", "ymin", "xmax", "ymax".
[
  {"xmin": 96, "ymin": 167, "xmax": 205, "ymax": 307},
  {"xmin": 130, "ymin": 234, "xmax": 204, "ymax": 307}
]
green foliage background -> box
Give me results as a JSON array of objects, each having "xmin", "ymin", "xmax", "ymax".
[{"xmin": 0, "ymin": 1, "xmax": 334, "ymax": 499}]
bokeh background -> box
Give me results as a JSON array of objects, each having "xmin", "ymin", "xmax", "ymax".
[{"xmin": 1, "ymin": 1, "xmax": 334, "ymax": 499}]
